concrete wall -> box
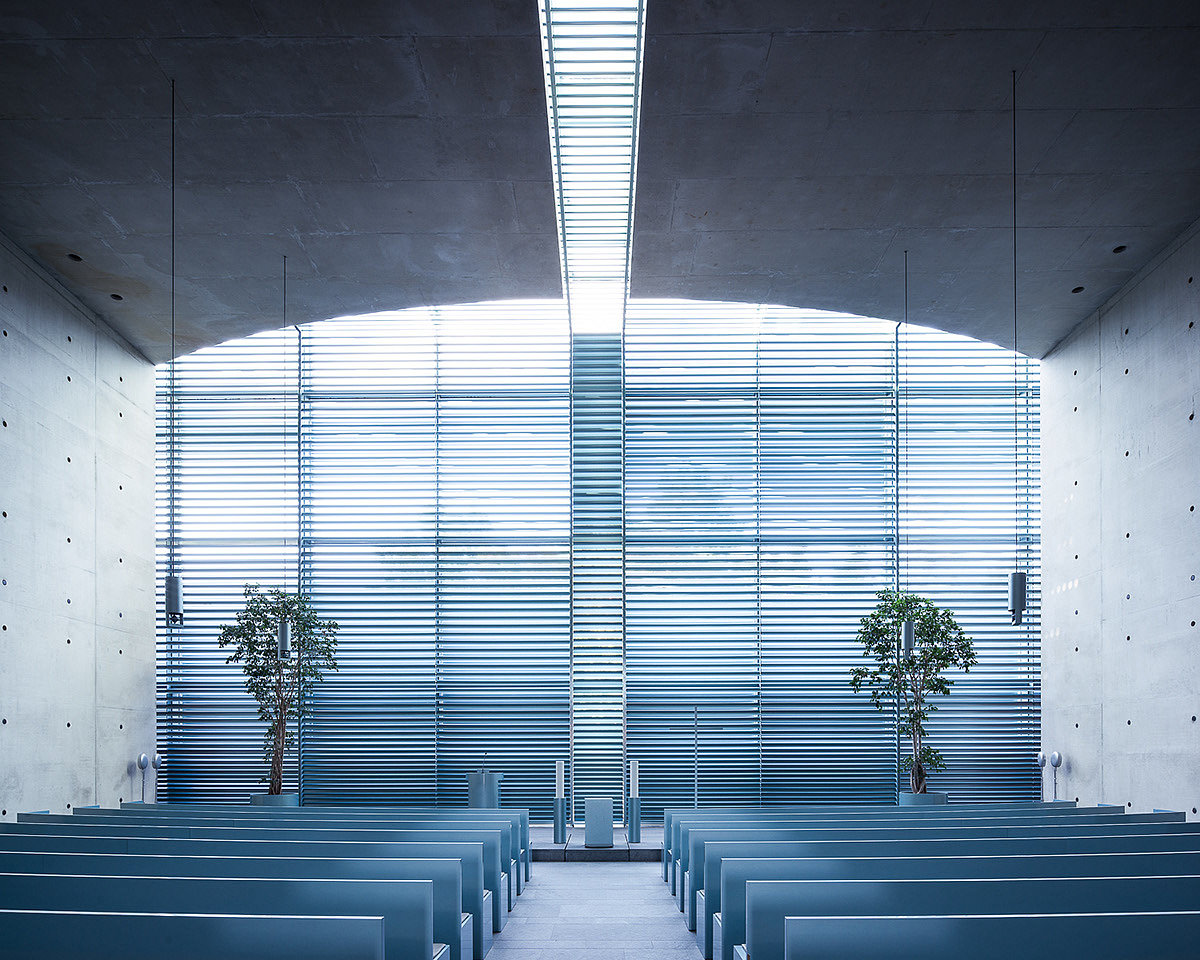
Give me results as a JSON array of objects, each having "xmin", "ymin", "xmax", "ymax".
[
  {"xmin": 0, "ymin": 235, "xmax": 157, "ymax": 816},
  {"xmin": 1041, "ymin": 219, "xmax": 1200, "ymax": 816}
]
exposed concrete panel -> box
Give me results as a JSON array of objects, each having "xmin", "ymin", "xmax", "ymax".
[
  {"xmin": 0, "ymin": 233, "xmax": 156, "ymax": 817},
  {"xmin": 1041, "ymin": 217, "xmax": 1200, "ymax": 816},
  {"xmin": 5, "ymin": 2, "xmax": 1200, "ymax": 359},
  {"xmin": 631, "ymin": 1, "xmax": 1200, "ymax": 357},
  {"xmin": 0, "ymin": 1, "xmax": 560, "ymax": 362}
]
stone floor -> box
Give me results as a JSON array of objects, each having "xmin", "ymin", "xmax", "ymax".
[
  {"xmin": 488, "ymin": 861, "xmax": 698, "ymax": 960},
  {"xmin": 531, "ymin": 823, "xmax": 664, "ymax": 861}
]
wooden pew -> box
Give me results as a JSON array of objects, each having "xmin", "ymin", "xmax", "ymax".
[
  {"xmin": 709, "ymin": 845, "xmax": 1200, "ymax": 960},
  {"xmin": 0, "ymin": 834, "xmax": 493, "ymax": 958},
  {"xmin": 673, "ymin": 807, "xmax": 1174, "ymax": 901},
  {"xmin": 110, "ymin": 804, "xmax": 533, "ymax": 888},
  {"xmin": 62, "ymin": 811, "xmax": 522, "ymax": 906},
  {"xmin": 661, "ymin": 802, "xmax": 1078, "ymax": 886},
  {"xmin": 741, "ymin": 874, "xmax": 1200, "ymax": 960},
  {"xmin": 0, "ymin": 873, "xmax": 440, "ymax": 960},
  {"xmin": 680, "ymin": 813, "xmax": 1189, "ymax": 925},
  {"xmin": 0, "ymin": 854, "xmax": 472, "ymax": 960},
  {"xmin": 779, "ymin": 911, "xmax": 1200, "ymax": 960},
  {"xmin": 9, "ymin": 818, "xmax": 510, "ymax": 933},
  {"xmin": 33, "ymin": 812, "xmax": 518, "ymax": 912},
  {"xmin": 0, "ymin": 909, "xmax": 387, "ymax": 960}
]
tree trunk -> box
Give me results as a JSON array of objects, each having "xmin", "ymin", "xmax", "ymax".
[
  {"xmin": 270, "ymin": 713, "xmax": 285, "ymax": 795},
  {"xmin": 270, "ymin": 659, "xmax": 285, "ymax": 795},
  {"xmin": 910, "ymin": 730, "xmax": 926, "ymax": 793}
]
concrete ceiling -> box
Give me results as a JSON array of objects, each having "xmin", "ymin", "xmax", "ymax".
[
  {"xmin": 0, "ymin": 0, "xmax": 561, "ymax": 361},
  {"xmin": 1, "ymin": 2, "xmax": 1199, "ymax": 361},
  {"xmin": 631, "ymin": 1, "xmax": 1200, "ymax": 357}
]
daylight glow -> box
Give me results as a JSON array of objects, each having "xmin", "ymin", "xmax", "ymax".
[{"xmin": 539, "ymin": 0, "xmax": 646, "ymax": 333}]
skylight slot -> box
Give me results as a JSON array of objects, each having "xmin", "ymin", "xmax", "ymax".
[{"xmin": 539, "ymin": 0, "xmax": 647, "ymax": 333}]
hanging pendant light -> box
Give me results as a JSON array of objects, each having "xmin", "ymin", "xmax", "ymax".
[
  {"xmin": 277, "ymin": 615, "xmax": 291, "ymax": 658},
  {"xmin": 164, "ymin": 77, "xmax": 184, "ymax": 627},
  {"xmin": 1007, "ymin": 69, "xmax": 1027, "ymax": 627},
  {"xmin": 277, "ymin": 254, "xmax": 292, "ymax": 660}
]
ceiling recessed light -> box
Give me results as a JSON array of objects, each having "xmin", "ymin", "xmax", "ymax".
[
  {"xmin": 1112, "ymin": 245, "xmax": 1127, "ymax": 254},
  {"xmin": 1071, "ymin": 286, "xmax": 1085, "ymax": 294},
  {"xmin": 110, "ymin": 293, "xmax": 123, "ymax": 301},
  {"xmin": 67, "ymin": 253, "xmax": 83, "ymax": 262}
]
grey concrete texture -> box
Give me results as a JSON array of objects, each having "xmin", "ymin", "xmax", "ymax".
[
  {"xmin": 0, "ymin": 234, "xmax": 157, "ymax": 818},
  {"xmin": 1040, "ymin": 216, "xmax": 1200, "ymax": 818},
  {"xmin": 4, "ymin": 1, "xmax": 1200, "ymax": 362},
  {"xmin": 630, "ymin": 0, "xmax": 1200, "ymax": 358},
  {"xmin": 488, "ymin": 860, "xmax": 699, "ymax": 960},
  {"xmin": 531, "ymin": 823, "xmax": 663, "ymax": 862},
  {"xmin": 0, "ymin": 0, "xmax": 561, "ymax": 362}
]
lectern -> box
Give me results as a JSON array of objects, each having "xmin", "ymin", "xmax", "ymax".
[
  {"xmin": 467, "ymin": 769, "xmax": 503, "ymax": 808},
  {"xmin": 584, "ymin": 796, "xmax": 613, "ymax": 848}
]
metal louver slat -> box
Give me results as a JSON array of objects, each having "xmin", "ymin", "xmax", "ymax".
[
  {"xmin": 156, "ymin": 299, "xmax": 1040, "ymax": 819},
  {"xmin": 157, "ymin": 305, "xmax": 571, "ymax": 815}
]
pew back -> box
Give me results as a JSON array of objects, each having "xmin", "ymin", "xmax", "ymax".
[
  {"xmin": 0, "ymin": 909, "xmax": 386, "ymax": 960},
  {"xmin": 0, "ymin": 836, "xmax": 492, "ymax": 956},
  {"xmin": 106, "ymin": 804, "xmax": 530, "ymax": 884},
  {"xmin": 123, "ymin": 804, "xmax": 529, "ymax": 871},
  {"xmin": 662, "ymin": 801, "xmax": 1079, "ymax": 881},
  {"xmin": 780, "ymin": 911, "xmax": 1200, "ymax": 960},
  {"xmin": 710, "ymin": 847, "xmax": 1200, "ymax": 960},
  {"xmin": 4, "ymin": 820, "xmax": 508, "ymax": 932},
  {"xmin": 748, "ymin": 875, "xmax": 1200, "ymax": 960},
  {"xmin": 0, "ymin": 873, "xmax": 435, "ymax": 960},
  {"xmin": 683, "ymin": 816, "xmax": 1193, "ymax": 924}
]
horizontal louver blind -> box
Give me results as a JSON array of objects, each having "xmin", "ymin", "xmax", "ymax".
[
  {"xmin": 624, "ymin": 306, "xmax": 762, "ymax": 812},
  {"xmin": 621, "ymin": 302, "xmax": 1039, "ymax": 819},
  {"xmin": 156, "ymin": 330, "xmax": 299, "ymax": 801},
  {"xmin": 569, "ymin": 334, "xmax": 627, "ymax": 819},
  {"xmin": 897, "ymin": 325, "xmax": 1040, "ymax": 802},
  {"xmin": 157, "ymin": 299, "xmax": 1039, "ymax": 818},
  {"xmin": 157, "ymin": 305, "xmax": 571, "ymax": 815},
  {"xmin": 757, "ymin": 307, "xmax": 898, "ymax": 805}
]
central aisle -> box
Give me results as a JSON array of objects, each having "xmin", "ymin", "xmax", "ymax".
[{"xmin": 488, "ymin": 862, "xmax": 699, "ymax": 960}]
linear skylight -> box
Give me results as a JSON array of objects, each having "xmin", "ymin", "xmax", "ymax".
[{"xmin": 539, "ymin": 0, "xmax": 647, "ymax": 333}]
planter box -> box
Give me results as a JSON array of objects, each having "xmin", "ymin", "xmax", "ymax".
[
  {"xmin": 249, "ymin": 792, "xmax": 300, "ymax": 806},
  {"xmin": 899, "ymin": 790, "xmax": 949, "ymax": 805}
]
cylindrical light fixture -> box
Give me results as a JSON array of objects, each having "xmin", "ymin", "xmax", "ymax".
[
  {"xmin": 1008, "ymin": 570, "xmax": 1027, "ymax": 626},
  {"xmin": 277, "ymin": 616, "xmax": 291, "ymax": 658},
  {"xmin": 627, "ymin": 759, "xmax": 642, "ymax": 843},
  {"xmin": 165, "ymin": 574, "xmax": 183, "ymax": 625},
  {"xmin": 553, "ymin": 759, "xmax": 568, "ymax": 844},
  {"xmin": 901, "ymin": 620, "xmax": 916, "ymax": 657}
]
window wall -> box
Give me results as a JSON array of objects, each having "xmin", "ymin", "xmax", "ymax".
[{"xmin": 156, "ymin": 300, "xmax": 1039, "ymax": 818}]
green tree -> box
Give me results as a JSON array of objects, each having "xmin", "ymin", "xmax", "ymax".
[
  {"xmin": 217, "ymin": 585, "xmax": 339, "ymax": 795},
  {"xmin": 850, "ymin": 590, "xmax": 976, "ymax": 794}
]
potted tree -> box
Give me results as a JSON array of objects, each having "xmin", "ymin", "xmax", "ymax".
[
  {"xmin": 218, "ymin": 585, "xmax": 339, "ymax": 804},
  {"xmin": 850, "ymin": 589, "xmax": 976, "ymax": 804}
]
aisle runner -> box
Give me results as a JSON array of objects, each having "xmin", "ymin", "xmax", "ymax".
[{"xmin": 488, "ymin": 862, "xmax": 699, "ymax": 960}]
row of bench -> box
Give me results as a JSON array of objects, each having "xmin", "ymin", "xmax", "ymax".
[
  {"xmin": 660, "ymin": 800, "xmax": 1200, "ymax": 960},
  {"xmin": 0, "ymin": 801, "xmax": 532, "ymax": 960}
]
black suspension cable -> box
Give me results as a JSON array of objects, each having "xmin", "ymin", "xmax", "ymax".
[
  {"xmin": 168, "ymin": 77, "xmax": 177, "ymax": 582},
  {"xmin": 1012, "ymin": 69, "xmax": 1020, "ymax": 570}
]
